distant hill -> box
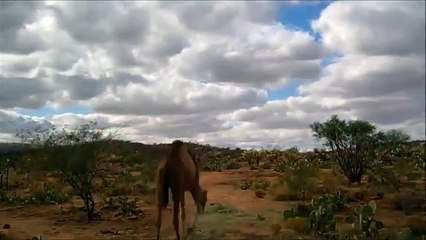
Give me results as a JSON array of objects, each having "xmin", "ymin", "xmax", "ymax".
[
  {"xmin": 0, "ymin": 139, "xmax": 423, "ymax": 158},
  {"xmin": 0, "ymin": 140, "xmax": 244, "ymax": 161},
  {"xmin": 0, "ymin": 142, "xmax": 32, "ymax": 154}
]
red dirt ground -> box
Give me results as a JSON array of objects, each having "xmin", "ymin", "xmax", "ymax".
[{"xmin": 0, "ymin": 167, "xmax": 424, "ymax": 240}]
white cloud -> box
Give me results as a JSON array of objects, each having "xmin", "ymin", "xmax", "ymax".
[
  {"xmin": 0, "ymin": 1, "xmax": 424, "ymax": 149},
  {"xmin": 312, "ymin": 1, "xmax": 425, "ymax": 57}
]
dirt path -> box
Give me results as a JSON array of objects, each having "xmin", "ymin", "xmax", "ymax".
[{"xmin": 1, "ymin": 168, "xmax": 289, "ymax": 239}]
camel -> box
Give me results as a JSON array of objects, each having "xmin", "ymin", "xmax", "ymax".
[{"xmin": 155, "ymin": 140, "xmax": 207, "ymax": 240}]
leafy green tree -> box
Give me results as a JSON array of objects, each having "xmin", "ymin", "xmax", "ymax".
[
  {"xmin": 310, "ymin": 115, "xmax": 410, "ymax": 183},
  {"xmin": 18, "ymin": 122, "xmax": 112, "ymax": 221}
]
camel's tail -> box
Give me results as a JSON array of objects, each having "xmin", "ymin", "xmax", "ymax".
[{"xmin": 156, "ymin": 163, "xmax": 169, "ymax": 208}]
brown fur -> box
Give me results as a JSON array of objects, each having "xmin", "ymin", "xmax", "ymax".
[{"xmin": 155, "ymin": 140, "xmax": 206, "ymax": 240}]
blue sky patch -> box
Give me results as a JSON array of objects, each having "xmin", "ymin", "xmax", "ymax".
[
  {"xmin": 277, "ymin": 1, "xmax": 332, "ymax": 34},
  {"xmin": 18, "ymin": 105, "xmax": 91, "ymax": 117},
  {"xmin": 267, "ymin": 80, "xmax": 303, "ymax": 100}
]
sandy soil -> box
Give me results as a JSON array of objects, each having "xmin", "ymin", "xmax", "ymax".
[{"xmin": 0, "ymin": 167, "xmax": 424, "ymax": 240}]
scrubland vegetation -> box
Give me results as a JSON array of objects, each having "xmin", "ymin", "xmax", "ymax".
[{"xmin": 0, "ymin": 115, "xmax": 424, "ymax": 239}]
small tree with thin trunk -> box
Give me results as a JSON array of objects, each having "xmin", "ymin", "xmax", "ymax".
[
  {"xmin": 18, "ymin": 121, "xmax": 112, "ymax": 221},
  {"xmin": 310, "ymin": 115, "xmax": 410, "ymax": 183}
]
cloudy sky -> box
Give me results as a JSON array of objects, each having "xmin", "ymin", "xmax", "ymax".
[{"xmin": 0, "ymin": 1, "xmax": 425, "ymax": 150}]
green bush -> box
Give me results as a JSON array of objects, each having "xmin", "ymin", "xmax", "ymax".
[
  {"xmin": 281, "ymin": 160, "xmax": 319, "ymax": 201},
  {"xmin": 224, "ymin": 160, "xmax": 240, "ymax": 170},
  {"xmin": 251, "ymin": 180, "xmax": 271, "ymax": 190},
  {"xmin": 368, "ymin": 158, "xmax": 421, "ymax": 196},
  {"xmin": 30, "ymin": 185, "xmax": 69, "ymax": 204},
  {"xmin": 283, "ymin": 203, "xmax": 311, "ymax": 220},
  {"xmin": 203, "ymin": 159, "xmax": 224, "ymax": 172},
  {"xmin": 0, "ymin": 185, "xmax": 68, "ymax": 205},
  {"xmin": 260, "ymin": 162, "xmax": 272, "ymax": 169},
  {"xmin": 206, "ymin": 203, "xmax": 238, "ymax": 214},
  {"xmin": 102, "ymin": 196, "xmax": 141, "ymax": 218}
]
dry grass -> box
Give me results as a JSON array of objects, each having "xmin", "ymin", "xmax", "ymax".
[
  {"xmin": 285, "ymin": 217, "xmax": 310, "ymax": 234},
  {"xmin": 270, "ymin": 184, "xmax": 301, "ymax": 201}
]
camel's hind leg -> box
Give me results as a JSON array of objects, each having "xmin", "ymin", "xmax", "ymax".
[
  {"xmin": 156, "ymin": 204, "xmax": 162, "ymax": 240},
  {"xmin": 181, "ymin": 194, "xmax": 186, "ymax": 236},
  {"xmin": 173, "ymin": 200, "xmax": 181, "ymax": 240}
]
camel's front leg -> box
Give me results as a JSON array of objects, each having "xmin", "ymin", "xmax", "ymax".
[
  {"xmin": 156, "ymin": 203, "xmax": 162, "ymax": 240},
  {"xmin": 188, "ymin": 187, "xmax": 200, "ymax": 233}
]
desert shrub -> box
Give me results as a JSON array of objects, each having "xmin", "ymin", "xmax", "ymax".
[
  {"xmin": 133, "ymin": 182, "xmax": 155, "ymax": 194},
  {"xmin": 273, "ymin": 149, "xmax": 300, "ymax": 173},
  {"xmin": 134, "ymin": 161, "xmax": 156, "ymax": 192},
  {"xmin": 273, "ymin": 159, "xmax": 287, "ymax": 172},
  {"xmin": 266, "ymin": 150, "xmax": 282, "ymax": 164},
  {"xmin": 250, "ymin": 165, "xmax": 258, "ymax": 170},
  {"xmin": 251, "ymin": 180, "xmax": 271, "ymax": 190},
  {"xmin": 368, "ymin": 157, "xmax": 422, "ymax": 197},
  {"xmin": 117, "ymin": 170, "xmax": 137, "ymax": 183},
  {"xmin": 409, "ymin": 143, "xmax": 425, "ymax": 171},
  {"xmin": 286, "ymin": 217, "xmax": 310, "ymax": 234},
  {"xmin": 256, "ymin": 213, "xmax": 265, "ymax": 221},
  {"xmin": 345, "ymin": 201, "xmax": 384, "ymax": 239},
  {"xmin": 17, "ymin": 122, "xmax": 113, "ymax": 221},
  {"xmin": 242, "ymin": 150, "xmax": 260, "ymax": 167},
  {"xmin": 224, "ymin": 159, "xmax": 240, "ymax": 170},
  {"xmin": 203, "ymin": 158, "xmax": 224, "ymax": 172},
  {"xmin": 201, "ymin": 151, "xmax": 240, "ymax": 172},
  {"xmin": 103, "ymin": 183, "xmax": 132, "ymax": 197},
  {"xmin": 396, "ymin": 228, "xmax": 416, "ymax": 240},
  {"xmin": 241, "ymin": 179, "xmax": 271, "ymax": 191},
  {"xmin": 271, "ymin": 183, "xmax": 300, "ymax": 201},
  {"xmin": 206, "ymin": 203, "xmax": 238, "ymax": 214},
  {"xmin": 29, "ymin": 184, "xmax": 68, "ymax": 204},
  {"xmin": 0, "ymin": 185, "xmax": 68, "ymax": 205},
  {"xmin": 122, "ymin": 153, "xmax": 143, "ymax": 166},
  {"xmin": 281, "ymin": 160, "xmax": 319, "ymax": 201},
  {"xmin": 102, "ymin": 196, "xmax": 141, "ymax": 218},
  {"xmin": 395, "ymin": 193, "xmax": 425, "ymax": 215},
  {"xmin": 319, "ymin": 171, "xmax": 345, "ymax": 194},
  {"xmin": 261, "ymin": 162, "xmax": 272, "ymax": 169},
  {"xmin": 283, "ymin": 203, "xmax": 312, "ymax": 220},
  {"xmin": 240, "ymin": 179, "xmax": 253, "ymax": 190}
]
